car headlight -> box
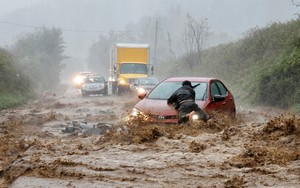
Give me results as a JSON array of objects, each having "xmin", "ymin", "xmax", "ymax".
[
  {"xmin": 127, "ymin": 107, "xmax": 149, "ymax": 123},
  {"xmin": 109, "ymin": 77, "xmax": 115, "ymax": 82},
  {"xmin": 191, "ymin": 114, "xmax": 199, "ymax": 121},
  {"xmin": 126, "ymin": 108, "xmax": 140, "ymax": 122},
  {"xmin": 131, "ymin": 108, "xmax": 140, "ymax": 117},
  {"xmin": 74, "ymin": 76, "xmax": 83, "ymax": 85}
]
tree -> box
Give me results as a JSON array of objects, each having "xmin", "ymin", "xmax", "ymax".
[
  {"xmin": 182, "ymin": 14, "xmax": 209, "ymax": 71},
  {"xmin": 0, "ymin": 48, "xmax": 19, "ymax": 92},
  {"xmin": 12, "ymin": 27, "xmax": 66, "ymax": 92},
  {"xmin": 0, "ymin": 48, "xmax": 31, "ymax": 94}
]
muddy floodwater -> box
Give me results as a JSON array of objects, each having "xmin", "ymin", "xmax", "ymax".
[{"xmin": 0, "ymin": 85, "xmax": 299, "ymax": 188}]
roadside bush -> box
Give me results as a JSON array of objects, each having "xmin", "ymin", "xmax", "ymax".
[{"xmin": 0, "ymin": 48, "xmax": 34, "ymax": 110}]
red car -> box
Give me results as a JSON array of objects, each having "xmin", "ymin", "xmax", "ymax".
[{"xmin": 131, "ymin": 77, "xmax": 236, "ymax": 123}]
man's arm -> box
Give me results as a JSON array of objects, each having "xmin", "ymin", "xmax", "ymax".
[
  {"xmin": 167, "ymin": 96, "xmax": 174, "ymax": 106},
  {"xmin": 167, "ymin": 90, "xmax": 177, "ymax": 107}
]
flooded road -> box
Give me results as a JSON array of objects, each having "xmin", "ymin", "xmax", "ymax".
[{"xmin": 0, "ymin": 85, "xmax": 299, "ymax": 187}]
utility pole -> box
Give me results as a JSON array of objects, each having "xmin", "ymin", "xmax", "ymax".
[{"xmin": 154, "ymin": 19, "xmax": 158, "ymax": 67}]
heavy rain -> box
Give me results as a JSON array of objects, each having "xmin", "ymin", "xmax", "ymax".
[{"xmin": 0, "ymin": 0, "xmax": 299, "ymax": 187}]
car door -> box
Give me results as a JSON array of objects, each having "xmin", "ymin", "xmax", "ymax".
[
  {"xmin": 209, "ymin": 80, "xmax": 232, "ymax": 114},
  {"xmin": 216, "ymin": 81, "xmax": 234, "ymax": 114},
  {"xmin": 209, "ymin": 81, "xmax": 223, "ymax": 113}
]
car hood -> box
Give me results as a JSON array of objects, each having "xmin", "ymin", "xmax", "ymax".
[{"xmin": 134, "ymin": 98, "xmax": 205, "ymax": 116}]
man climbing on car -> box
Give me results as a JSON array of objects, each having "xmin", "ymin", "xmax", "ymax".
[{"xmin": 167, "ymin": 80, "xmax": 209, "ymax": 124}]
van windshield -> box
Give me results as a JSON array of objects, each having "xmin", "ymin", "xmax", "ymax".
[{"xmin": 120, "ymin": 63, "xmax": 147, "ymax": 74}]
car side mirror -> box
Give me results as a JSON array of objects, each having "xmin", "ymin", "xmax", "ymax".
[
  {"xmin": 213, "ymin": 94, "xmax": 225, "ymax": 102},
  {"xmin": 138, "ymin": 92, "xmax": 147, "ymax": 100}
]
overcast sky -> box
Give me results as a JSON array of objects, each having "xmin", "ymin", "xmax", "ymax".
[
  {"xmin": 0, "ymin": 0, "xmax": 298, "ymax": 57},
  {"xmin": 0, "ymin": 0, "xmax": 45, "ymax": 15}
]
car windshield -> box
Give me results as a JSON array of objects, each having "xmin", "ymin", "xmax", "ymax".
[
  {"xmin": 138, "ymin": 77, "xmax": 159, "ymax": 85},
  {"xmin": 120, "ymin": 63, "xmax": 148, "ymax": 74},
  {"xmin": 147, "ymin": 81, "xmax": 208, "ymax": 100},
  {"xmin": 84, "ymin": 77, "xmax": 105, "ymax": 83}
]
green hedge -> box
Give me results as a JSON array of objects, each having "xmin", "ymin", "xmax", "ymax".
[{"xmin": 256, "ymin": 40, "xmax": 300, "ymax": 109}]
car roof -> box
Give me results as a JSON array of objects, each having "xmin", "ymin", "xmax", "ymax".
[
  {"xmin": 137, "ymin": 77, "xmax": 158, "ymax": 80},
  {"xmin": 79, "ymin": 71, "xmax": 91, "ymax": 74},
  {"xmin": 163, "ymin": 77, "xmax": 217, "ymax": 82}
]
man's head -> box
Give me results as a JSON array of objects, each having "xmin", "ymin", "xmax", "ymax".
[{"xmin": 182, "ymin": 80, "xmax": 192, "ymax": 87}]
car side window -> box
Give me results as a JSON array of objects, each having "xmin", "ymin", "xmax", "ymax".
[
  {"xmin": 216, "ymin": 81, "xmax": 227, "ymax": 95},
  {"xmin": 210, "ymin": 82, "xmax": 220, "ymax": 98}
]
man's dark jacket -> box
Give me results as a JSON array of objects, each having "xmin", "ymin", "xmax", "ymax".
[{"xmin": 167, "ymin": 85, "xmax": 195, "ymax": 110}]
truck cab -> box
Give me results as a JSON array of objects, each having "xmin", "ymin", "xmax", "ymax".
[{"xmin": 109, "ymin": 43, "xmax": 153, "ymax": 95}]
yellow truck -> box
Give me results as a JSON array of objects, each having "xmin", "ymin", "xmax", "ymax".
[{"xmin": 109, "ymin": 43, "xmax": 153, "ymax": 95}]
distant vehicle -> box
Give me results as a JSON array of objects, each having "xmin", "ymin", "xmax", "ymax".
[
  {"xmin": 132, "ymin": 77, "xmax": 159, "ymax": 95},
  {"xmin": 130, "ymin": 77, "xmax": 236, "ymax": 124},
  {"xmin": 81, "ymin": 75, "xmax": 108, "ymax": 97},
  {"xmin": 109, "ymin": 43, "xmax": 154, "ymax": 95},
  {"xmin": 73, "ymin": 71, "xmax": 92, "ymax": 89}
]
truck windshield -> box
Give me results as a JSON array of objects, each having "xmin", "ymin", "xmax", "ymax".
[{"xmin": 120, "ymin": 63, "xmax": 148, "ymax": 74}]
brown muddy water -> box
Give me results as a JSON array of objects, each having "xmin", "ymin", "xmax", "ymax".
[{"xmin": 0, "ymin": 85, "xmax": 299, "ymax": 188}]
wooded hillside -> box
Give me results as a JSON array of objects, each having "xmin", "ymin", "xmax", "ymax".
[{"xmin": 158, "ymin": 18, "xmax": 300, "ymax": 112}]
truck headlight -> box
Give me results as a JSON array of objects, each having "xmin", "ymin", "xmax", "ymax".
[{"xmin": 118, "ymin": 78, "xmax": 126, "ymax": 85}]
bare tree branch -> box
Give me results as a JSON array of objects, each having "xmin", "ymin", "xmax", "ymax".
[{"xmin": 182, "ymin": 14, "xmax": 208, "ymax": 71}]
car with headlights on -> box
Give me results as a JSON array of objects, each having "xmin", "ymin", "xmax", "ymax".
[
  {"xmin": 81, "ymin": 75, "xmax": 108, "ymax": 97},
  {"xmin": 132, "ymin": 77, "xmax": 159, "ymax": 95},
  {"xmin": 130, "ymin": 77, "xmax": 236, "ymax": 124}
]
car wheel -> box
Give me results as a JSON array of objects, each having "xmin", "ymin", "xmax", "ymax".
[
  {"xmin": 103, "ymin": 89, "xmax": 108, "ymax": 96},
  {"xmin": 117, "ymin": 87, "xmax": 122, "ymax": 95},
  {"xmin": 82, "ymin": 91, "xmax": 87, "ymax": 97}
]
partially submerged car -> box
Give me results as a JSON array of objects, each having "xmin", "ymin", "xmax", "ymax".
[
  {"xmin": 131, "ymin": 77, "xmax": 236, "ymax": 124},
  {"xmin": 81, "ymin": 75, "xmax": 108, "ymax": 96},
  {"xmin": 132, "ymin": 77, "xmax": 159, "ymax": 95}
]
